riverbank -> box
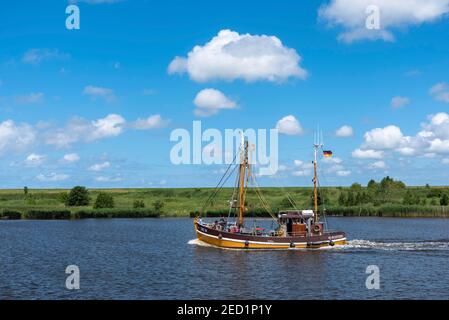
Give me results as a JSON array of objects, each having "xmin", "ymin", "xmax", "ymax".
[{"xmin": 1, "ymin": 184, "xmax": 449, "ymax": 219}]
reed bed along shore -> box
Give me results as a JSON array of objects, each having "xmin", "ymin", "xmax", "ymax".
[{"xmin": 1, "ymin": 181, "xmax": 449, "ymax": 219}]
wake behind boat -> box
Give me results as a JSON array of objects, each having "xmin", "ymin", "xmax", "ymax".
[{"xmin": 194, "ymin": 136, "xmax": 347, "ymax": 249}]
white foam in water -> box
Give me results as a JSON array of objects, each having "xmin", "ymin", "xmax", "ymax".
[
  {"xmin": 188, "ymin": 238, "xmax": 449, "ymax": 251},
  {"xmin": 187, "ymin": 239, "xmax": 214, "ymax": 247},
  {"xmin": 343, "ymin": 239, "xmax": 449, "ymax": 251}
]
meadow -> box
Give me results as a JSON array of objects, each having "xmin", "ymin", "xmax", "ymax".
[{"xmin": 1, "ymin": 177, "xmax": 449, "ymax": 219}]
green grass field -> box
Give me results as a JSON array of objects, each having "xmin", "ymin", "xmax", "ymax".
[{"xmin": 1, "ymin": 180, "xmax": 449, "ymax": 219}]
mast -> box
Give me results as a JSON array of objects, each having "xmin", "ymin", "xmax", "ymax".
[
  {"xmin": 313, "ymin": 134, "xmax": 323, "ymax": 223},
  {"xmin": 237, "ymin": 139, "xmax": 249, "ymax": 228}
]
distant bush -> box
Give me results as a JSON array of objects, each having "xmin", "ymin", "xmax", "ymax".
[
  {"xmin": 1, "ymin": 210, "xmax": 22, "ymax": 220},
  {"xmin": 66, "ymin": 186, "xmax": 90, "ymax": 207},
  {"xmin": 58, "ymin": 192, "xmax": 69, "ymax": 204},
  {"xmin": 152, "ymin": 200, "xmax": 165, "ymax": 214},
  {"xmin": 74, "ymin": 208, "xmax": 159, "ymax": 219},
  {"xmin": 133, "ymin": 200, "xmax": 145, "ymax": 208},
  {"xmin": 441, "ymin": 194, "xmax": 449, "ymax": 206},
  {"xmin": 94, "ymin": 192, "xmax": 115, "ymax": 209},
  {"xmin": 24, "ymin": 210, "xmax": 71, "ymax": 220},
  {"xmin": 190, "ymin": 208, "xmax": 272, "ymax": 218}
]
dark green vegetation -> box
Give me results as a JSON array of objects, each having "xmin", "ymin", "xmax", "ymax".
[{"xmin": 1, "ymin": 177, "xmax": 449, "ymax": 220}]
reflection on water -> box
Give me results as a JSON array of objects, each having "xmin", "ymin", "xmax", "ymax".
[{"xmin": 1, "ymin": 217, "xmax": 449, "ymax": 299}]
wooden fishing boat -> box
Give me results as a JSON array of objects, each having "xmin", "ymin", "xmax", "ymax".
[{"xmin": 194, "ymin": 137, "xmax": 347, "ymax": 249}]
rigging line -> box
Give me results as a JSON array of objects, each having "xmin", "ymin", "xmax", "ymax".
[
  {"xmin": 317, "ymin": 165, "xmax": 331, "ymax": 230},
  {"xmin": 251, "ymin": 174, "xmax": 278, "ymax": 222},
  {"xmin": 201, "ymin": 157, "xmax": 238, "ymax": 213},
  {"xmin": 228, "ymin": 166, "xmax": 240, "ymax": 220},
  {"xmin": 203, "ymin": 162, "xmax": 237, "ymax": 210}
]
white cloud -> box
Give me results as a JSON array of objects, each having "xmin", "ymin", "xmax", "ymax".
[
  {"xmin": 22, "ymin": 48, "xmax": 69, "ymax": 65},
  {"xmin": 62, "ymin": 153, "xmax": 80, "ymax": 163},
  {"xmin": 430, "ymin": 82, "xmax": 449, "ymax": 103},
  {"xmin": 88, "ymin": 161, "xmax": 111, "ymax": 171},
  {"xmin": 15, "ymin": 92, "xmax": 45, "ymax": 105},
  {"xmin": 335, "ymin": 125, "xmax": 353, "ymax": 137},
  {"xmin": 24, "ymin": 153, "xmax": 45, "ymax": 167},
  {"xmin": 352, "ymin": 148, "xmax": 384, "ymax": 159},
  {"xmin": 442, "ymin": 158, "xmax": 449, "ymax": 164},
  {"xmin": 276, "ymin": 115, "xmax": 303, "ymax": 136},
  {"xmin": 168, "ymin": 29, "xmax": 307, "ymax": 82},
  {"xmin": 83, "ymin": 85, "xmax": 116, "ymax": 103},
  {"xmin": 319, "ymin": 0, "xmax": 449, "ymax": 43},
  {"xmin": 369, "ymin": 160, "xmax": 387, "ymax": 169},
  {"xmin": 353, "ymin": 112, "xmax": 449, "ymax": 158},
  {"xmin": 95, "ymin": 176, "xmax": 122, "ymax": 182},
  {"xmin": 293, "ymin": 160, "xmax": 303, "ymax": 166},
  {"xmin": 193, "ymin": 88, "xmax": 237, "ymax": 117},
  {"xmin": 0, "ymin": 120, "xmax": 36, "ymax": 155},
  {"xmin": 36, "ymin": 172, "xmax": 70, "ymax": 182},
  {"xmin": 391, "ymin": 96, "xmax": 410, "ymax": 108},
  {"xmin": 132, "ymin": 114, "xmax": 170, "ymax": 130},
  {"xmin": 322, "ymin": 157, "xmax": 343, "ymax": 164},
  {"xmin": 90, "ymin": 114, "xmax": 125, "ymax": 140},
  {"xmin": 336, "ymin": 170, "xmax": 351, "ymax": 177},
  {"xmin": 292, "ymin": 170, "xmax": 311, "ymax": 177},
  {"xmin": 363, "ymin": 125, "xmax": 404, "ymax": 149}
]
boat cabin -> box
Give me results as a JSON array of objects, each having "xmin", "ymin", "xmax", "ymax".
[{"xmin": 277, "ymin": 210, "xmax": 323, "ymax": 236}]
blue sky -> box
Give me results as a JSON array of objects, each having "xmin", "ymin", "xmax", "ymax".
[{"xmin": 1, "ymin": 0, "xmax": 449, "ymax": 188}]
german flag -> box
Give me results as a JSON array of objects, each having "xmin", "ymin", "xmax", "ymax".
[{"xmin": 323, "ymin": 150, "xmax": 333, "ymax": 157}]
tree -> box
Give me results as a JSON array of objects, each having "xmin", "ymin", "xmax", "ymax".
[
  {"xmin": 153, "ymin": 200, "xmax": 165, "ymax": 213},
  {"xmin": 350, "ymin": 183, "xmax": 362, "ymax": 192},
  {"xmin": 367, "ymin": 179, "xmax": 377, "ymax": 189},
  {"xmin": 24, "ymin": 186, "xmax": 29, "ymax": 195},
  {"xmin": 441, "ymin": 194, "xmax": 449, "ymax": 206},
  {"xmin": 58, "ymin": 192, "xmax": 68, "ymax": 204},
  {"xmin": 66, "ymin": 186, "xmax": 90, "ymax": 207},
  {"xmin": 133, "ymin": 200, "xmax": 145, "ymax": 208},
  {"xmin": 346, "ymin": 191, "xmax": 355, "ymax": 206},
  {"xmin": 279, "ymin": 196, "xmax": 294, "ymax": 209},
  {"xmin": 338, "ymin": 192, "xmax": 346, "ymax": 206},
  {"xmin": 94, "ymin": 192, "xmax": 115, "ymax": 209}
]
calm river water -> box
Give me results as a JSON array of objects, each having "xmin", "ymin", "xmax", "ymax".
[{"xmin": 1, "ymin": 217, "xmax": 449, "ymax": 299}]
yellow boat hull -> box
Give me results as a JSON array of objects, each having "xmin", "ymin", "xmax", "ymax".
[{"xmin": 195, "ymin": 221, "xmax": 347, "ymax": 250}]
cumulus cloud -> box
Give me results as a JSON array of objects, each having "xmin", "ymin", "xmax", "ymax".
[
  {"xmin": 193, "ymin": 88, "xmax": 237, "ymax": 117},
  {"xmin": 352, "ymin": 148, "xmax": 384, "ymax": 159},
  {"xmin": 391, "ymin": 96, "xmax": 410, "ymax": 108},
  {"xmin": 88, "ymin": 161, "xmax": 111, "ymax": 171},
  {"xmin": 336, "ymin": 170, "xmax": 351, "ymax": 177},
  {"xmin": 276, "ymin": 115, "xmax": 303, "ymax": 136},
  {"xmin": 168, "ymin": 29, "xmax": 307, "ymax": 82},
  {"xmin": 0, "ymin": 113, "xmax": 168, "ymax": 156},
  {"xmin": 45, "ymin": 114, "xmax": 126, "ymax": 148},
  {"xmin": 24, "ymin": 153, "xmax": 45, "ymax": 167},
  {"xmin": 363, "ymin": 125, "xmax": 405, "ymax": 149},
  {"xmin": 0, "ymin": 120, "xmax": 36, "ymax": 155},
  {"xmin": 62, "ymin": 153, "xmax": 80, "ymax": 163},
  {"xmin": 83, "ymin": 85, "xmax": 116, "ymax": 103},
  {"xmin": 369, "ymin": 160, "xmax": 387, "ymax": 169},
  {"xmin": 335, "ymin": 125, "xmax": 353, "ymax": 137},
  {"xmin": 22, "ymin": 48, "xmax": 69, "ymax": 65},
  {"xmin": 95, "ymin": 176, "xmax": 123, "ymax": 182},
  {"xmin": 353, "ymin": 112, "xmax": 449, "ymax": 159},
  {"xmin": 36, "ymin": 172, "xmax": 70, "ymax": 182},
  {"xmin": 430, "ymin": 82, "xmax": 449, "ymax": 103},
  {"xmin": 319, "ymin": 0, "xmax": 449, "ymax": 43},
  {"xmin": 132, "ymin": 114, "xmax": 170, "ymax": 130}
]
